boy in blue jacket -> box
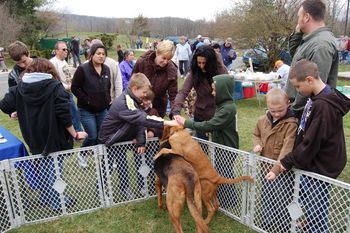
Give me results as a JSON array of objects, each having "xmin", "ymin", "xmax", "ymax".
[{"xmin": 99, "ymin": 73, "xmax": 177, "ymax": 199}]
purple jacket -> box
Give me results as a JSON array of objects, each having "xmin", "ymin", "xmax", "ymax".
[{"xmin": 119, "ymin": 60, "xmax": 134, "ymax": 90}]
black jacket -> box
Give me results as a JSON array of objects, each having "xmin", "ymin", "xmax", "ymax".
[
  {"xmin": 0, "ymin": 73, "xmax": 73, "ymax": 156},
  {"xmin": 71, "ymin": 61, "xmax": 111, "ymax": 112},
  {"xmin": 98, "ymin": 88, "xmax": 164, "ymax": 147},
  {"xmin": 281, "ymin": 88, "xmax": 350, "ymax": 178}
]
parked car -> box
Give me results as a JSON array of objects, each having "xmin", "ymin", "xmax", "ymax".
[
  {"xmin": 242, "ymin": 48, "xmax": 269, "ymax": 72},
  {"xmin": 165, "ymin": 36, "xmax": 180, "ymax": 45},
  {"xmin": 242, "ymin": 48, "xmax": 292, "ymax": 71}
]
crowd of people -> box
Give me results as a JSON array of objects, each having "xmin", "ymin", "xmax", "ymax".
[{"xmin": 0, "ymin": 1, "xmax": 350, "ymax": 232}]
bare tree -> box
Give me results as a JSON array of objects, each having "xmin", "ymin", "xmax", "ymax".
[
  {"xmin": 36, "ymin": 10, "xmax": 61, "ymax": 37},
  {"xmin": 215, "ymin": 0, "xmax": 300, "ymax": 70},
  {"xmin": 0, "ymin": 3, "xmax": 22, "ymax": 47},
  {"xmin": 117, "ymin": 19, "xmax": 134, "ymax": 48}
]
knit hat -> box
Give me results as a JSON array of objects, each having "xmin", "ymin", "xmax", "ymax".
[{"xmin": 89, "ymin": 43, "xmax": 107, "ymax": 57}]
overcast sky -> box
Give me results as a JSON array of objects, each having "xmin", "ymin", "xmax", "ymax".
[{"xmin": 52, "ymin": 0, "xmax": 234, "ymax": 21}]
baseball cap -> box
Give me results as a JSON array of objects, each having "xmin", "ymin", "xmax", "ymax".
[
  {"xmin": 196, "ymin": 35, "xmax": 202, "ymax": 39},
  {"xmin": 274, "ymin": 60, "xmax": 284, "ymax": 68}
]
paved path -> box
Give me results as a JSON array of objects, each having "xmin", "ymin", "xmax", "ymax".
[{"xmin": 0, "ymin": 71, "xmax": 8, "ymax": 98}]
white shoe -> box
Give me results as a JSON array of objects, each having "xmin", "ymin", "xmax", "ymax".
[{"xmin": 77, "ymin": 153, "xmax": 88, "ymax": 168}]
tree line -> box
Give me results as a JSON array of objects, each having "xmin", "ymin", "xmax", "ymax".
[{"xmin": 0, "ymin": 0, "xmax": 349, "ymax": 70}]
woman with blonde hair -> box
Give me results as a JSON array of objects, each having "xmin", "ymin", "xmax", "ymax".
[{"xmin": 133, "ymin": 39, "xmax": 178, "ymax": 118}]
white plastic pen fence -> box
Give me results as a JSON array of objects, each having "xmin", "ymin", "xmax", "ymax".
[{"xmin": 0, "ymin": 138, "xmax": 350, "ymax": 233}]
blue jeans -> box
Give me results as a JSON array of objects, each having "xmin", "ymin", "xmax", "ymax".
[
  {"xmin": 72, "ymin": 53, "xmax": 81, "ymax": 68},
  {"xmin": 178, "ymin": 60, "xmax": 189, "ymax": 76},
  {"xmin": 134, "ymin": 149, "xmax": 156, "ymax": 192},
  {"xmin": 113, "ymin": 146, "xmax": 131, "ymax": 192},
  {"xmin": 79, "ymin": 108, "xmax": 107, "ymax": 147},
  {"xmin": 260, "ymin": 163, "xmax": 293, "ymax": 232},
  {"xmin": 299, "ymin": 176, "xmax": 330, "ymax": 233},
  {"xmin": 37, "ymin": 156, "xmax": 70, "ymax": 210},
  {"xmin": 70, "ymin": 95, "xmax": 82, "ymax": 131}
]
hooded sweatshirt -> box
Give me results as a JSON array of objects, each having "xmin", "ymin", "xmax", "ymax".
[
  {"xmin": 281, "ymin": 86, "xmax": 350, "ymax": 178},
  {"xmin": 0, "ymin": 72, "xmax": 73, "ymax": 156},
  {"xmin": 184, "ymin": 74, "xmax": 239, "ymax": 148}
]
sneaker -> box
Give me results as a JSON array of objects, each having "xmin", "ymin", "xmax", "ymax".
[
  {"xmin": 121, "ymin": 187, "xmax": 135, "ymax": 200},
  {"xmin": 77, "ymin": 153, "xmax": 88, "ymax": 168}
]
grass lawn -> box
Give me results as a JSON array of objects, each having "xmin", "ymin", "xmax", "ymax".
[{"xmin": 1, "ymin": 54, "xmax": 350, "ymax": 232}]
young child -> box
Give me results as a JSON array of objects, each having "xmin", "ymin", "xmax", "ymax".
[
  {"xmin": 175, "ymin": 74, "xmax": 239, "ymax": 207},
  {"xmin": 253, "ymin": 88, "xmax": 298, "ymax": 179},
  {"xmin": 279, "ymin": 59, "xmax": 350, "ymax": 232},
  {"xmin": 134, "ymin": 89, "xmax": 162, "ymax": 195},
  {"xmin": 98, "ymin": 73, "xmax": 177, "ymax": 199},
  {"xmin": 253, "ymin": 88, "xmax": 298, "ymax": 232}
]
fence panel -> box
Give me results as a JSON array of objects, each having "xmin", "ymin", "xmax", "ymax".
[
  {"xmin": 3, "ymin": 146, "xmax": 105, "ymax": 225},
  {"xmin": 0, "ymin": 161, "xmax": 13, "ymax": 233},
  {"xmin": 247, "ymin": 155, "xmax": 350, "ymax": 233},
  {"xmin": 1, "ymin": 139, "xmax": 350, "ymax": 233}
]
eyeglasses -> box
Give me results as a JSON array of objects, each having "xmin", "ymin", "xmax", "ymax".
[{"xmin": 61, "ymin": 48, "xmax": 68, "ymax": 51}]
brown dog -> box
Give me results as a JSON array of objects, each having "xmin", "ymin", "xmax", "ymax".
[
  {"xmin": 154, "ymin": 150, "xmax": 209, "ymax": 233},
  {"xmin": 155, "ymin": 126, "xmax": 254, "ymax": 224}
]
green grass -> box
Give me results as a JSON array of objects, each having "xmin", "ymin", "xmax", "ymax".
[{"xmin": 7, "ymin": 199, "xmax": 254, "ymax": 233}]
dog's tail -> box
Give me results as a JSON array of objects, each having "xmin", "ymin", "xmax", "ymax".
[
  {"xmin": 186, "ymin": 179, "xmax": 209, "ymax": 233},
  {"xmin": 217, "ymin": 175, "xmax": 254, "ymax": 185}
]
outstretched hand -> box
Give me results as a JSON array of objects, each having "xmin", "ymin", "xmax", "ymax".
[
  {"xmin": 164, "ymin": 120, "xmax": 179, "ymax": 127},
  {"xmin": 174, "ymin": 115, "xmax": 185, "ymax": 125}
]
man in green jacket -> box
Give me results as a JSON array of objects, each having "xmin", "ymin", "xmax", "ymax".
[{"xmin": 285, "ymin": 0, "xmax": 338, "ymax": 120}]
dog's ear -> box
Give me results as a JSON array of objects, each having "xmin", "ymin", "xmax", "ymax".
[
  {"xmin": 160, "ymin": 125, "xmax": 171, "ymax": 142},
  {"xmin": 169, "ymin": 125, "xmax": 184, "ymax": 136}
]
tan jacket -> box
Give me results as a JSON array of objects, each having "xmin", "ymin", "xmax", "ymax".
[{"xmin": 253, "ymin": 113, "xmax": 298, "ymax": 175}]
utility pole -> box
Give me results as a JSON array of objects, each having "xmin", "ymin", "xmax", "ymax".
[{"xmin": 345, "ymin": 0, "xmax": 350, "ymax": 35}]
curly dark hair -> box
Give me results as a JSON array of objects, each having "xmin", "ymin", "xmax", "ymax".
[{"xmin": 190, "ymin": 45, "xmax": 218, "ymax": 85}]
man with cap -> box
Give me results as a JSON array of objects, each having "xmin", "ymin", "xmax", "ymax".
[
  {"xmin": 275, "ymin": 60, "xmax": 290, "ymax": 90},
  {"xmin": 220, "ymin": 37, "xmax": 237, "ymax": 71},
  {"xmin": 191, "ymin": 35, "xmax": 203, "ymax": 52}
]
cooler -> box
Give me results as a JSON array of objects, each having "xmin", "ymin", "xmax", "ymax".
[
  {"xmin": 234, "ymin": 81, "xmax": 243, "ymax": 100},
  {"xmin": 243, "ymin": 85, "xmax": 256, "ymax": 99}
]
